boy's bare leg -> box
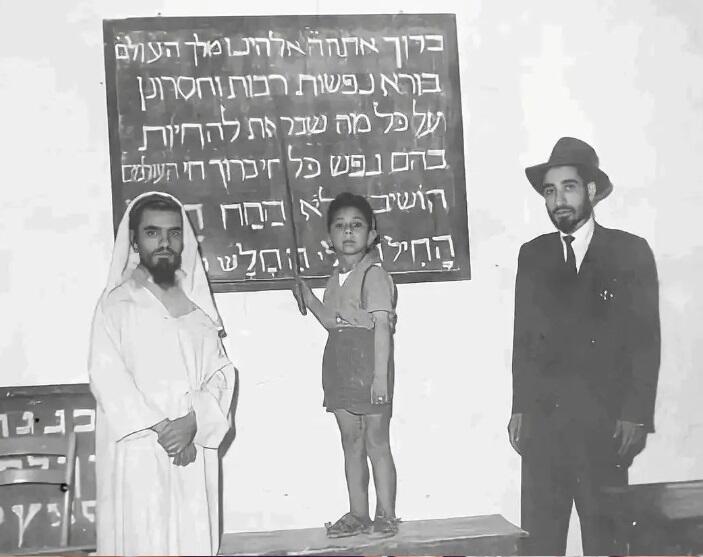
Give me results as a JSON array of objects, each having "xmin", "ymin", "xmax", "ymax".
[
  {"xmin": 364, "ymin": 413, "xmax": 396, "ymax": 518},
  {"xmin": 334, "ymin": 409, "xmax": 371, "ymax": 521}
]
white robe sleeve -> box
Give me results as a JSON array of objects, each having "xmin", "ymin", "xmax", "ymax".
[
  {"xmin": 192, "ymin": 345, "xmax": 236, "ymax": 449},
  {"xmin": 89, "ymin": 305, "xmax": 166, "ymax": 442}
]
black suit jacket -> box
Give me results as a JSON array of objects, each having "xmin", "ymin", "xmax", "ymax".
[{"xmin": 512, "ymin": 223, "xmax": 660, "ymax": 432}]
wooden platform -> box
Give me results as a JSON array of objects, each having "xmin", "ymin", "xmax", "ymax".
[{"xmin": 219, "ymin": 514, "xmax": 526, "ymax": 556}]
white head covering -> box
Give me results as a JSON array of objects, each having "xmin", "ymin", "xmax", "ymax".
[{"xmin": 98, "ymin": 191, "xmax": 223, "ymax": 330}]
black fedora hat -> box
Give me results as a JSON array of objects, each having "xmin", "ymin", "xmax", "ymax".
[{"xmin": 525, "ymin": 137, "xmax": 613, "ymax": 202}]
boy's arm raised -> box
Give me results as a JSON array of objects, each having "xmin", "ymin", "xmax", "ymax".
[{"xmin": 294, "ymin": 278, "xmax": 338, "ymax": 329}]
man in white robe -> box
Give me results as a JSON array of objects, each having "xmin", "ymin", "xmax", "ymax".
[{"xmin": 89, "ymin": 192, "xmax": 236, "ymax": 555}]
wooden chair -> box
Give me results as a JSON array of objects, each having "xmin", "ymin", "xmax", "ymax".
[{"xmin": 0, "ymin": 432, "xmax": 80, "ymax": 554}]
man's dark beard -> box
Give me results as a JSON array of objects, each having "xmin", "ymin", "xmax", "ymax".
[
  {"xmin": 144, "ymin": 253, "xmax": 181, "ymax": 286},
  {"xmin": 549, "ymin": 199, "xmax": 593, "ymax": 233}
]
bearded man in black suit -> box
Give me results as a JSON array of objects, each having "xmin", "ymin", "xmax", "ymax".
[{"xmin": 508, "ymin": 137, "xmax": 660, "ymax": 555}]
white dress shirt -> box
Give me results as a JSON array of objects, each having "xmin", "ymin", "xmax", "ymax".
[{"xmin": 560, "ymin": 215, "xmax": 595, "ymax": 273}]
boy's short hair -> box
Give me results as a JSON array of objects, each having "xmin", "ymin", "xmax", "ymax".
[
  {"xmin": 128, "ymin": 194, "xmax": 181, "ymax": 232},
  {"xmin": 326, "ymin": 192, "xmax": 375, "ymax": 231}
]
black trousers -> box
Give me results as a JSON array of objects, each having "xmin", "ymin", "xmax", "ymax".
[{"xmin": 520, "ymin": 414, "xmax": 627, "ymax": 555}]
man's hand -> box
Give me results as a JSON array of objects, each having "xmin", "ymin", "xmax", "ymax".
[
  {"xmin": 508, "ymin": 413, "xmax": 525, "ymax": 455},
  {"xmin": 152, "ymin": 419, "xmax": 172, "ymax": 456},
  {"xmin": 157, "ymin": 411, "xmax": 197, "ymax": 457},
  {"xmin": 151, "ymin": 418, "xmax": 169, "ymax": 435},
  {"xmin": 173, "ymin": 443, "xmax": 197, "ymax": 467},
  {"xmin": 614, "ymin": 420, "xmax": 647, "ymax": 460}
]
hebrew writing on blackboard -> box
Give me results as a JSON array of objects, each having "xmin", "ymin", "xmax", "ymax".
[{"xmin": 104, "ymin": 14, "xmax": 469, "ymax": 291}]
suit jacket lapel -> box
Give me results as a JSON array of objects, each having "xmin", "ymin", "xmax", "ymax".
[
  {"xmin": 576, "ymin": 222, "xmax": 615, "ymax": 319},
  {"xmin": 580, "ymin": 222, "xmax": 607, "ymax": 277}
]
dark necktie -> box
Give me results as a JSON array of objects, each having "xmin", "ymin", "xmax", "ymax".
[{"xmin": 563, "ymin": 235, "xmax": 577, "ymax": 276}]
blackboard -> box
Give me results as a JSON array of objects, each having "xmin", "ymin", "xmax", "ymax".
[
  {"xmin": 103, "ymin": 14, "xmax": 471, "ymax": 292},
  {"xmin": 0, "ymin": 384, "xmax": 96, "ymax": 552}
]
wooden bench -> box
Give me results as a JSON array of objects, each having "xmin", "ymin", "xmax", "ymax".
[
  {"xmin": 601, "ymin": 479, "xmax": 703, "ymax": 555},
  {"xmin": 219, "ymin": 513, "xmax": 526, "ymax": 556}
]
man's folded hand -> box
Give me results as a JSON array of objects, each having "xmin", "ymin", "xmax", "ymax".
[
  {"xmin": 157, "ymin": 410, "xmax": 197, "ymax": 456},
  {"xmin": 173, "ymin": 443, "xmax": 197, "ymax": 466}
]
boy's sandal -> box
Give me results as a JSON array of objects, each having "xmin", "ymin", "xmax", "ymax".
[
  {"xmin": 370, "ymin": 515, "xmax": 401, "ymax": 538},
  {"xmin": 324, "ymin": 512, "xmax": 371, "ymax": 538}
]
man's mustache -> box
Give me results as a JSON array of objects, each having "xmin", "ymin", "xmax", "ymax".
[{"xmin": 552, "ymin": 206, "xmax": 574, "ymax": 214}]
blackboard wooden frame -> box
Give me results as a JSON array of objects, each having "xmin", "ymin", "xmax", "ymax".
[{"xmin": 103, "ymin": 14, "xmax": 471, "ymax": 293}]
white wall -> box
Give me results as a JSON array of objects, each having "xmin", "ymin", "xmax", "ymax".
[{"xmin": 2, "ymin": 0, "xmax": 702, "ymax": 553}]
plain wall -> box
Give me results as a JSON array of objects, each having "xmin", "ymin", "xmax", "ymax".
[{"xmin": 2, "ymin": 0, "xmax": 702, "ymax": 553}]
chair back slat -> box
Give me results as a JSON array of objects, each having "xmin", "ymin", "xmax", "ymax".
[
  {"xmin": 0, "ymin": 437, "xmax": 68, "ymax": 457},
  {"xmin": 0, "ymin": 468, "xmax": 67, "ymax": 487},
  {"xmin": 0, "ymin": 432, "xmax": 77, "ymax": 550}
]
